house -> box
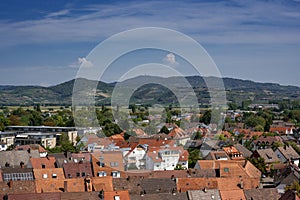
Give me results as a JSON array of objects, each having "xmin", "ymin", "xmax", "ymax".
[
  {"xmin": 1, "ymin": 168, "xmax": 34, "ymax": 181},
  {"xmin": 6, "ymin": 125, "xmax": 78, "ymax": 145},
  {"xmin": 200, "ymin": 139, "xmax": 221, "ymax": 157},
  {"xmin": 0, "ymin": 131, "xmax": 16, "ymax": 146},
  {"xmin": 168, "ymin": 126, "xmax": 190, "ymax": 146},
  {"xmin": 0, "ymin": 180, "xmax": 36, "ymax": 196},
  {"xmin": 244, "ymin": 188, "xmax": 281, "ymax": 200},
  {"xmin": 91, "ymin": 151, "xmax": 124, "ymax": 178},
  {"xmin": 187, "ymin": 189, "xmax": 221, "ymax": 200},
  {"xmin": 35, "ymin": 178, "xmax": 86, "ymax": 193},
  {"xmin": 30, "ymin": 156, "xmax": 57, "ymax": 169},
  {"xmin": 0, "ymin": 150, "xmax": 38, "ymax": 168},
  {"xmin": 91, "ymin": 176, "xmax": 113, "ymax": 191},
  {"xmin": 223, "ymin": 146, "xmax": 244, "ymax": 160},
  {"xmin": 103, "ymin": 190, "xmax": 130, "ymax": 200},
  {"xmin": 252, "ymin": 136, "xmax": 283, "ymax": 150},
  {"xmin": 234, "ymin": 144, "xmax": 253, "ymax": 158},
  {"xmin": 130, "ymin": 192, "xmax": 189, "ymax": 200},
  {"xmin": 113, "ymin": 177, "xmax": 177, "ymax": 195},
  {"xmin": 252, "ymin": 149, "xmax": 281, "ymax": 165},
  {"xmin": 33, "ymin": 168, "xmax": 65, "ymax": 180},
  {"xmin": 219, "ymin": 189, "xmax": 246, "ymax": 200},
  {"xmin": 6, "ymin": 193, "xmax": 61, "ymax": 200},
  {"xmin": 63, "ymin": 162, "xmax": 93, "ymax": 179},
  {"xmin": 14, "ymin": 132, "xmax": 57, "ymax": 148},
  {"xmin": 124, "ymin": 144, "xmax": 147, "ymax": 170},
  {"xmin": 15, "ymin": 144, "xmax": 48, "ymax": 157},
  {"xmin": 195, "ymin": 160, "xmax": 261, "ymax": 180},
  {"xmin": 274, "ymin": 164, "xmax": 300, "ymax": 194},
  {"xmin": 205, "ymin": 151, "xmax": 230, "ymax": 161},
  {"xmin": 279, "ymin": 189, "xmax": 300, "ymax": 200},
  {"xmin": 275, "ymin": 146, "xmax": 300, "ymax": 166},
  {"xmin": 0, "ymin": 141, "xmax": 8, "ymax": 151},
  {"xmin": 270, "ymin": 127, "xmax": 294, "ymax": 135},
  {"xmin": 145, "ymin": 146, "xmax": 189, "ymax": 170}
]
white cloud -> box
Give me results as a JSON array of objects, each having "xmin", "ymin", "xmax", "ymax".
[
  {"xmin": 78, "ymin": 57, "xmax": 93, "ymax": 68},
  {"xmin": 69, "ymin": 57, "xmax": 93, "ymax": 68},
  {"xmin": 163, "ymin": 53, "xmax": 179, "ymax": 67}
]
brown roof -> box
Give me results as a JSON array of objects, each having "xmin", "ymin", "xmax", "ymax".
[
  {"xmin": 188, "ymin": 189, "xmax": 221, "ymax": 200},
  {"xmin": 196, "ymin": 160, "xmax": 259, "ymax": 178},
  {"xmin": 7, "ymin": 192, "xmax": 61, "ymax": 200},
  {"xmin": 219, "ymin": 189, "xmax": 246, "ymax": 200},
  {"xmin": 70, "ymin": 152, "xmax": 91, "ymax": 162},
  {"xmin": 130, "ymin": 192, "xmax": 189, "ymax": 200},
  {"xmin": 244, "ymin": 161, "xmax": 262, "ymax": 178},
  {"xmin": 35, "ymin": 179, "xmax": 85, "ymax": 193},
  {"xmin": 104, "ymin": 190, "xmax": 130, "ymax": 200},
  {"xmin": 244, "ymin": 188, "xmax": 281, "ymax": 200},
  {"xmin": 61, "ymin": 191, "xmax": 102, "ymax": 200},
  {"xmin": 15, "ymin": 144, "xmax": 47, "ymax": 153},
  {"xmin": 168, "ymin": 127, "xmax": 189, "ymax": 138},
  {"xmin": 30, "ymin": 156, "xmax": 57, "ymax": 169},
  {"xmin": 0, "ymin": 180, "xmax": 36, "ymax": 195},
  {"xmin": 91, "ymin": 151, "xmax": 124, "ymax": 171},
  {"xmin": 91, "ymin": 154, "xmax": 125, "ymax": 178},
  {"xmin": 33, "ymin": 168, "xmax": 65, "ymax": 180},
  {"xmin": 92, "ymin": 176, "xmax": 113, "ymax": 191},
  {"xmin": 177, "ymin": 178, "xmax": 218, "ymax": 192},
  {"xmin": 217, "ymin": 177, "xmax": 260, "ymax": 190},
  {"xmin": 253, "ymin": 149, "xmax": 281, "ymax": 163},
  {"xmin": 63, "ymin": 162, "xmax": 93, "ymax": 179},
  {"xmin": 277, "ymin": 146, "xmax": 300, "ymax": 160}
]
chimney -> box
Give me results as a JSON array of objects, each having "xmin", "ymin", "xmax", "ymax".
[
  {"xmin": 8, "ymin": 180, "xmax": 13, "ymax": 189},
  {"xmin": 20, "ymin": 161, "xmax": 24, "ymax": 168},
  {"xmin": 85, "ymin": 176, "xmax": 92, "ymax": 192},
  {"xmin": 64, "ymin": 181, "xmax": 68, "ymax": 192}
]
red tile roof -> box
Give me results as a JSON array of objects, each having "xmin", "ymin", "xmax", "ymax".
[
  {"xmin": 104, "ymin": 190, "xmax": 130, "ymax": 200},
  {"xmin": 30, "ymin": 156, "xmax": 56, "ymax": 169},
  {"xmin": 33, "ymin": 168, "xmax": 65, "ymax": 180},
  {"xmin": 219, "ymin": 189, "xmax": 246, "ymax": 200}
]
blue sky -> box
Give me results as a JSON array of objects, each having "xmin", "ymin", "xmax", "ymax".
[{"xmin": 0, "ymin": 0, "xmax": 299, "ymax": 86}]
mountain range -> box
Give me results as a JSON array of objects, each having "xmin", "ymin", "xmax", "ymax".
[{"xmin": 0, "ymin": 76, "xmax": 299, "ymax": 106}]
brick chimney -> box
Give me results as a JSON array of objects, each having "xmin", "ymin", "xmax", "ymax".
[
  {"xmin": 85, "ymin": 176, "xmax": 92, "ymax": 192},
  {"xmin": 8, "ymin": 180, "xmax": 13, "ymax": 189},
  {"xmin": 64, "ymin": 181, "xmax": 68, "ymax": 192}
]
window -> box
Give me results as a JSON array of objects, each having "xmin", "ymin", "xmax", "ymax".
[
  {"xmin": 43, "ymin": 174, "xmax": 48, "ymax": 179},
  {"xmin": 110, "ymin": 162, "xmax": 119, "ymax": 167},
  {"xmin": 111, "ymin": 171, "xmax": 120, "ymax": 178},
  {"xmin": 97, "ymin": 171, "xmax": 107, "ymax": 177},
  {"xmin": 224, "ymin": 168, "xmax": 229, "ymax": 172},
  {"xmin": 76, "ymin": 172, "xmax": 80, "ymax": 177},
  {"xmin": 42, "ymin": 164, "xmax": 45, "ymax": 168},
  {"xmin": 82, "ymin": 172, "xmax": 86, "ymax": 177},
  {"xmin": 52, "ymin": 174, "xmax": 57, "ymax": 178},
  {"xmin": 114, "ymin": 196, "xmax": 120, "ymax": 200}
]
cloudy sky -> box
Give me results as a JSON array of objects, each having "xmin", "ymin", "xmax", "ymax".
[{"xmin": 0, "ymin": 0, "xmax": 299, "ymax": 86}]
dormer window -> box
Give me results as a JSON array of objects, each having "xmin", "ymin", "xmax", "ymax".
[
  {"xmin": 42, "ymin": 164, "xmax": 45, "ymax": 168},
  {"xmin": 97, "ymin": 171, "xmax": 107, "ymax": 177},
  {"xmin": 52, "ymin": 174, "xmax": 57, "ymax": 178},
  {"xmin": 43, "ymin": 174, "xmax": 48, "ymax": 179}
]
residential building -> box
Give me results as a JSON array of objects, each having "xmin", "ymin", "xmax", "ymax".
[{"xmin": 275, "ymin": 145, "xmax": 300, "ymax": 166}]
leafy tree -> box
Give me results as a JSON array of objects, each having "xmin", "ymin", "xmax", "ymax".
[
  {"xmin": 200, "ymin": 110, "xmax": 211, "ymax": 125},
  {"xmin": 159, "ymin": 126, "xmax": 169, "ymax": 134},
  {"xmin": 188, "ymin": 148, "xmax": 202, "ymax": 168},
  {"xmin": 247, "ymin": 157, "xmax": 267, "ymax": 175},
  {"xmin": 0, "ymin": 113, "xmax": 9, "ymax": 131},
  {"xmin": 285, "ymin": 180, "xmax": 300, "ymax": 197}
]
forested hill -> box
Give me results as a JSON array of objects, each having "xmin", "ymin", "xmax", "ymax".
[{"xmin": 0, "ymin": 76, "xmax": 299, "ymax": 106}]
